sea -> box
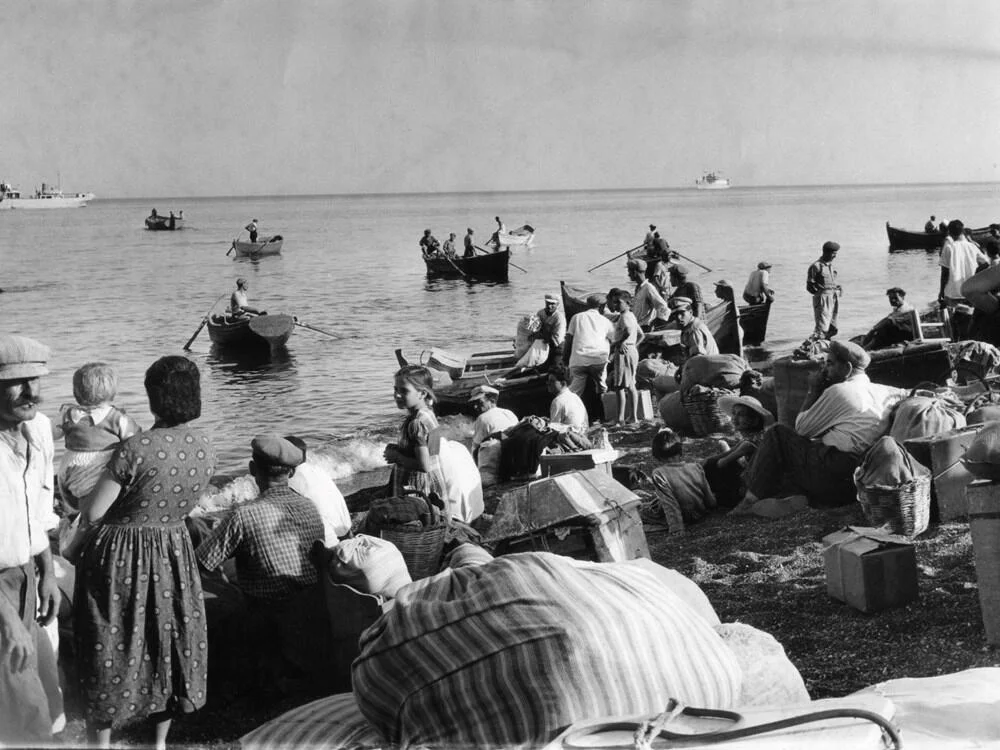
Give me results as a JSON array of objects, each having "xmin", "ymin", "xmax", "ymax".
[{"xmin": 3, "ymin": 182, "xmax": 999, "ymax": 492}]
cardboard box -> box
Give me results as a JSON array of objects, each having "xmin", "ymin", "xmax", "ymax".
[
  {"xmin": 822, "ymin": 526, "xmax": 918, "ymax": 613},
  {"xmin": 905, "ymin": 424, "xmax": 983, "ymax": 521},
  {"xmin": 539, "ymin": 448, "xmax": 620, "ymax": 478},
  {"xmin": 601, "ymin": 390, "xmax": 655, "ymax": 422},
  {"xmin": 968, "ymin": 480, "xmax": 1000, "ymax": 644},
  {"xmin": 485, "ymin": 468, "xmax": 649, "ymax": 563}
]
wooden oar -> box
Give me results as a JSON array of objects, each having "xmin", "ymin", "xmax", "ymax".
[
  {"xmin": 587, "ymin": 243, "xmax": 644, "ymax": 273},
  {"xmin": 475, "ymin": 245, "xmax": 527, "ymax": 273},
  {"xmin": 183, "ymin": 293, "xmax": 228, "ymax": 350},
  {"xmin": 442, "ymin": 254, "xmax": 469, "ymax": 278},
  {"xmin": 670, "ymin": 249, "xmax": 713, "ymax": 274},
  {"xmin": 293, "ymin": 319, "xmax": 340, "ymax": 339},
  {"xmin": 226, "ymin": 229, "xmax": 244, "ymax": 256}
]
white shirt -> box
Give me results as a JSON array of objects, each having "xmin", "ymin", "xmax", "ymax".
[
  {"xmin": 288, "ymin": 460, "xmax": 351, "ymax": 544},
  {"xmin": 633, "ymin": 280, "xmax": 670, "ymax": 327},
  {"xmin": 744, "ymin": 269, "xmax": 769, "ymax": 298},
  {"xmin": 566, "ymin": 309, "xmax": 614, "ymax": 367},
  {"xmin": 471, "ymin": 407, "xmax": 518, "ymax": 450},
  {"xmin": 941, "ymin": 237, "xmax": 988, "ymax": 298},
  {"xmin": 550, "ymin": 389, "xmax": 588, "ymax": 431},
  {"xmin": 795, "ymin": 374, "xmax": 905, "ymax": 455},
  {"xmin": 0, "ymin": 413, "xmax": 57, "ymax": 569}
]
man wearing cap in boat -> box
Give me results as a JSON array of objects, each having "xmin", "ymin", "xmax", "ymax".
[
  {"xmin": 230, "ymin": 277, "xmax": 262, "ymax": 319},
  {"xmin": 419, "ymin": 228, "xmax": 440, "ymax": 257},
  {"xmin": 643, "ymin": 224, "xmax": 657, "ymax": 253},
  {"xmin": 245, "ymin": 218, "xmax": 258, "ymax": 243},
  {"xmin": 468, "ymin": 385, "xmax": 518, "ymax": 463},
  {"xmin": 743, "ymin": 261, "xmax": 774, "ymax": 305},
  {"xmin": 463, "ymin": 228, "xmax": 475, "ymax": 258},
  {"xmin": 860, "ymin": 287, "xmax": 916, "ymax": 351},
  {"xmin": 739, "ymin": 340, "xmax": 905, "ymax": 511},
  {"xmin": 650, "ymin": 231, "xmax": 671, "ymax": 261},
  {"xmin": 532, "ymin": 293, "xmax": 567, "ymax": 366},
  {"xmin": 668, "ymin": 265, "xmax": 705, "ymax": 319},
  {"xmin": 806, "ymin": 241, "xmax": 842, "ymax": 339},
  {"xmin": 0, "ymin": 334, "xmax": 63, "ymax": 743},
  {"xmin": 670, "ymin": 296, "xmax": 719, "ymax": 360}
]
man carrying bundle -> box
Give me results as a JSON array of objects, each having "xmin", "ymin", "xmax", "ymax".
[{"xmin": 532, "ymin": 293, "xmax": 567, "ymax": 366}]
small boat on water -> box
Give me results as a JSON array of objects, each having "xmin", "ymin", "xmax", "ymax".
[
  {"xmin": 694, "ymin": 171, "xmax": 731, "ymax": 190},
  {"xmin": 425, "ymin": 249, "xmax": 510, "ymax": 281},
  {"xmin": 232, "ymin": 235, "xmax": 284, "ymax": 257},
  {"xmin": 0, "ymin": 181, "xmax": 95, "ymax": 209},
  {"xmin": 885, "ymin": 221, "xmax": 995, "ymax": 252},
  {"xmin": 145, "ymin": 212, "xmax": 184, "ymax": 231},
  {"xmin": 207, "ymin": 313, "xmax": 295, "ymax": 350},
  {"xmin": 490, "ymin": 225, "xmax": 535, "ymax": 248}
]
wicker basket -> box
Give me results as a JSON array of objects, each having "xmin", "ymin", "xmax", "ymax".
[
  {"xmin": 378, "ymin": 522, "xmax": 448, "ymax": 580},
  {"xmin": 681, "ymin": 387, "xmax": 735, "ymax": 437},
  {"xmin": 854, "ymin": 470, "xmax": 931, "ymax": 538}
]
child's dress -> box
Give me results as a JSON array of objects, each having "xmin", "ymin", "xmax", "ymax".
[
  {"xmin": 390, "ymin": 407, "xmax": 447, "ymax": 502},
  {"xmin": 58, "ymin": 404, "xmax": 140, "ymax": 511}
]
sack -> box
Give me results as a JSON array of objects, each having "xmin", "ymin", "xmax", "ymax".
[
  {"xmin": 953, "ymin": 340, "xmax": 1000, "ymax": 382},
  {"xmin": 858, "ymin": 437, "xmax": 930, "ymax": 487},
  {"xmin": 680, "ymin": 354, "xmax": 748, "ymax": 396},
  {"xmin": 658, "ymin": 391, "xmax": 692, "ymax": 432},
  {"xmin": 327, "ymin": 534, "xmax": 412, "ymax": 598},
  {"xmin": 437, "ymin": 438, "xmax": 484, "ymax": 523},
  {"xmin": 477, "ymin": 440, "xmax": 502, "ymax": 487},
  {"xmin": 514, "ymin": 315, "xmax": 540, "ymax": 358},
  {"xmin": 889, "ymin": 393, "xmax": 966, "ymax": 442},
  {"xmin": 637, "ymin": 357, "xmax": 676, "ymax": 390},
  {"xmin": 514, "ymin": 338, "xmax": 549, "ymax": 369}
]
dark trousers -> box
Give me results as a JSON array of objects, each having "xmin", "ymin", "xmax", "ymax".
[
  {"xmin": 249, "ymin": 230, "xmax": 258, "ymax": 242},
  {"xmin": 742, "ymin": 424, "xmax": 860, "ymax": 507}
]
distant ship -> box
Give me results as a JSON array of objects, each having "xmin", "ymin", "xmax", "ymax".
[
  {"xmin": 694, "ymin": 171, "xmax": 731, "ymax": 190},
  {"xmin": 0, "ymin": 180, "xmax": 95, "ymax": 209}
]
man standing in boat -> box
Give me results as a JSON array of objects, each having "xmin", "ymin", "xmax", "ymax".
[
  {"xmin": 419, "ymin": 229, "xmax": 440, "ymax": 257},
  {"xmin": 463, "ymin": 228, "xmax": 475, "ymax": 258},
  {"xmin": 246, "ymin": 218, "xmax": 259, "ymax": 243},
  {"xmin": 925, "ymin": 215, "xmax": 937, "ymax": 233},
  {"xmin": 533, "ymin": 293, "xmax": 567, "ymax": 367},
  {"xmin": 806, "ymin": 241, "xmax": 842, "ymax": 339},
  {"xmin": 230, "ymin": 278, "xmax": 262, "ymax": 319},
  {"xmin": 643, "ymin": 224, "xmax": 657, "ymax": 253}
]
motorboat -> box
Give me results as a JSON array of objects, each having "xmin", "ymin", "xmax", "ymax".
[{"xmin": 0, "ymin": 180, "xmax": 95, "ymax": 209}]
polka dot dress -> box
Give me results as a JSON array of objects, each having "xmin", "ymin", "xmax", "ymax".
[{"xmin": 73, "ymin": 426, "xmax": 216, "ymax": 726}]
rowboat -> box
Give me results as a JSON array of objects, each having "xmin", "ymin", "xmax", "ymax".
[
  {"xmin": 424, "ymin": 249, "xmax": 510, "ymax": 281},
  {"xmin": 145, "ymin": 213, "xmax": 184, "ymax": 231},
  {"xmin": 232, "ymin": 235, "xmax": 284, "ymax": 257},
  {"xmin": 885, "ymin": 222, "xmax": 995, "ymax": 252},
  {"xmin": 739, "ymin": 299, "xmax": 772, "ymax": 346},
  {"xmin": 207, "ymin": 313, "xmax": 295, "ymax": 350},
  {"xmin": 490, "ymin": 225, "xmax": 535, "ymax": 248}
]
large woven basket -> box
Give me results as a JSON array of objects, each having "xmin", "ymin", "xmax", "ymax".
[
  {"xmin": 377, "ymin": 522, "xmax": 448, "ymax": 580},
  {"xmin": 854, "ymin": 470, "xmax": 931, "ymax": 538},
  {"xmin": 681, "ymin": 387, "xmax": 734, "ymax": 437}
]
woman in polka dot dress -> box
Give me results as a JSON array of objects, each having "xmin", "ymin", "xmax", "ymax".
[{"xmin": 73, "ymin": 356, "xmax": 217, "ymax": 749}]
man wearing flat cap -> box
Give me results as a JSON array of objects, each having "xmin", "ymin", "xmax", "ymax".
[
  {"xmin": 668, "ymin": 265, "xmax": 705, "ymax": 319},
  {"xmin": 0, "ymin": 334, "xmax": 63, "ymax": 742},
  {"xmin": 743, "ymin": 261, "xmax": 774, "ymax": 305},
  {"xmin": 564, "ymin": 293, "xmax": 615, "ymax": 416},
  {"xmin": 740, "ymin": 340, "xmax": 905, "ymax": 510},
  {"xmin": 669, "ymin": 297, "xmax": 719, "ymax": 360},
  {"xmin": 532, "ymin": 293, "xmax": 567, "ymax": 366},
  {"xmin": 806, "ymin": 241, "xmax": 842, "ymax": 338},
  {"xmin": 643, "ymin": 224, "xmax": 657, "ymax": 253},
  {"xmin": 632, "ymin": 259, "xmax": 670, "ymax": 330},
  {"xmin": 468, "ymin": 385, "xmax": 517, "ymax": 464}
]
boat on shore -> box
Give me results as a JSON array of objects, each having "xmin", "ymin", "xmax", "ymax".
[
  {"xmin": 207, "ymin": 313, "xmax": 295, "ymax": 350},
  {"xmin": 145, "ymin": 212, "xmax": 184, "ymax": 231},
  {"xmin": 490, "ymin": 225, "xmax": 535, "ymax": 248},
  {"xmin": 424, "ymin": 249, "xmax": 510, "ymax": 281},
  {"xmin": 695, "ymin": 171, "xmax": 731, "ymax": 190},
  {"xmin": 232, "ymin": 236, "xmax": 283, "ymax": 257},
  {"xmin": 0, "ymin": 181, "xmax": 95, "ymax": 209},
  {"xmin": 886, "ymin": 221, "xmax": 995, "ymax": 252}
]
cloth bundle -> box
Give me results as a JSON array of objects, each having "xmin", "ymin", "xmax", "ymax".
[
  {"xmin": 437, "ymin": 438, "xmax": 484, "ymax": 522},
  {"xmin": 326, "ymin": 534, "xmax": 412, "ymax": 599},
  {"xmin": 514, "ymin": 338, "xmax": 549, "ymax": 368},
  {"xmin": 858, "ymin": 437, "xmax": 930, "ymax": 487},
  {"xmin": 637, "ymin": 357, "xmax": 678, "ymax": 394},
  {"xmin": 680, "ymin": 354, "xmax": 749, "ymax": 395},
  {"xmin": 889, "ymin": 391, "xmax": 966, "ymax": 442},
  {"xmin": 514, "ymin": 315, "xmax": 541, "ymax": 358}
]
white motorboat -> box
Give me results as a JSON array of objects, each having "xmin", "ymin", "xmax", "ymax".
[
  {"xmin": 490, "ymin": 224, "xmax": 535, "ymax": 247},
  {"xmin": 695, "ymin": 171, "xmax": 731, "ymax": 190},
  {"xmin": 0, "ymin": 181, "xmax": 95, "ymax": 209}
]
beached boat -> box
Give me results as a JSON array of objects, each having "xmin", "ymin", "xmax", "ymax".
[
  {"xmin": 885, "ymin": 222, "xmax": 995, "ymax": 252},
  {"xmin": 145, "ymin": 213, "xmax": 184, "ymax": 231},
  {"xmin": 739, "ymin": 299, "xmax": 772, "ymax": 346},
  {"xmin": 207, "ymin": 313, "xmax": 295, "ymax": 350},
  {"xmin": 695, "ymin": 171, "xmax": 731, "ymax": 190},
  {"xmin": 0, "ymin": 181, "xmax": 95, "ymax": 209},
  {"xmin": 232, "ymin": 236, "xmax": 284, "ymax": 257},
  {"xmin": 425, "ymin": 249, "xmax": 510, "ymax": 281},
  {"xmin": 490, "ymin": 225, "xmax": 535, "ymax": 248}
]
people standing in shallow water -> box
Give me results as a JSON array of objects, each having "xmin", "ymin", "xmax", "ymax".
[
  {"xmin": 806, "ymin": 241, "xmax": 841, "ymax": 339},
  {"xmin": 384, "ymin": 365, "xmax": 447, "ymax": 502}
]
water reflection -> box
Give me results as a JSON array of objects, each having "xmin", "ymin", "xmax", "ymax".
[{"xmin": 206, "ymin": 343, "xmax": 296, "ymax": 375}]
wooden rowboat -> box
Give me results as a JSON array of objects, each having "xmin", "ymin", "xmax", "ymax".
[
  {"xmin": 739, "ymin": 299, "xmax": 772, "ymax": 347},
  {"xmin": 424, "ymin": 249, "xmax": 510, "ymax": 281},
  {"xmin": 490, "ymin": 225, "xmax": 535, "ymax": 248},
  {"xmin": 207, "ymin": 313, "xmax": 295, "ymax": 350},
  {"xmin": 232, "ymin": 235, "xmax": 284, "ymax": 257},
  {"xmin": 885, "ymin": 222, "xmax": 994, "ymax": 252},
  {"xmin": 145, "ymin": 214, "xmax": 184, "ymax": 231}
]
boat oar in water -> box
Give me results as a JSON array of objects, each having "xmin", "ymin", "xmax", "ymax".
[
  {"xmin": 671, "ymin": 250, "xmax": 713, "ymax": 274},
  {"xmin": 183, "ymin": 292, "xmax": 228, "ymax": 350},
  {"xmin": 293, "ymin": 318, "xmax": 340, "ymax": 339},
  {"xmin": 226, "ymin": 229, "xmax": 244, "ymax": 256},
  {"xmin": 587, "ymin": 243, "xmax": 644, "ymax": 273},
  {"xmin": 474, "ymin": 245, "xmax": 527, "ymax": 273}
]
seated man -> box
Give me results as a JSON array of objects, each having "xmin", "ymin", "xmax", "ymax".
[
  {"xmin": 860, "ymin": 287, "xmax": 916, "ymax": 350},
  {"xmin": 285, "ymin": 435, "xmax": 351, "ymax": 546},
  {"xmin": 670, "ymin": 297, "xmax": 719, "ymax": 361},
  {"xmin": 547, "ymin": 362, "xmax": 588, "ymax": 432},
  {"xmin": 740, "ymin": 341, "xmax": 905, "ymax": 509},
  {"xmin": 468, "ymin": 385, "xmax": 518, "ymax": 463}
]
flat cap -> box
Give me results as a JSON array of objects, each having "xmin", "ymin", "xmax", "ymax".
[
  {"xmin": 628, "ymin": 258, "xmax": 647, "ymax": 272},
  {"xmin": 544, "ymin": 293, "xmax": 559, "ymax": 304},
  {"xmin": 468, "ymin": 384, "xmax": 500, "ymax": 402},
  {"xmin": 672, "ymin": 264, "xmax": 689, "ymax": 276},
  {"xmin": 585, "ymin": 293, "xmax": 606, "ymax": 308},
  {"xmin": 251, "ymin": 434, "xmax": 305, "ymax": 468},
  {"xmin": 822, "ymin": 241, "xmax": 840, "ymax": 253},
  {"xmin": 885, "ymin": 287, "xmax": 906, "ymax": 296},
  {"xmin": 757, "ymin": 261, "xmax": 772, "ymax": 270},
  {"xmin": 0, "ymin": 334, "xmax": 49, "ymax": 380},
  {"xmin": 828, "ymin": 339, "xmax": 870, "ymax": 370},
  {"xmin": 669, "ymin": 296, "xmax": 693, "ymax": 310}
]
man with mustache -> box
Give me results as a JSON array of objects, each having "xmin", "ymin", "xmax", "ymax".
[{"xmin": 0, "ymin": 334, "xmax": 62, "ymax": 743}]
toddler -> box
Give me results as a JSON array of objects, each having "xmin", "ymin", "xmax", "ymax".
[{"xmin": 55, "ymin": 362, "xmax": 141, "ymax": 512}]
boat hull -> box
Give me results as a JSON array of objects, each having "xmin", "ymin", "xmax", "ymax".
[
  {"xmin": 739, "ymin": 299, "xmax": 772, "ymax": 346},
  {"xmin": 886, "ymin": 221, "xmax": 994, "ymax": 252},
  {"xmin": 233, "ymin": 237, "xmax": 283, "ymax": 257},
  {"xmin": 145, "ymin": 216, "xmax": 184, "ymax": 231},
  {"xmin": 695, "ymin": 182, "xmax": 731, "ymax": 190},
  {"xmin": 492, "ymin": 226, "xmax": 535, "ymax": 247},
  {"xmin": 0, "ymin": 193, "xmax": 95, "ymax": 209},
  {"xmin": 425, "ymin": 249, "xmax": 510, "ymax": 281},
  {"xmin": 207, "ymin": 314, "xmax": 295, "ymax": 349}
]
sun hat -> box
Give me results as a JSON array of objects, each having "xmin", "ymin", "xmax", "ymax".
[
  {"xmin": 757, "ymin": 261, "xmax": 772, "ymax": 270},
  {"xmin": 717, "ymin": 395, "xmax": 775, "ymax": 427},
  {"xmin": 822, "ymin": 240, "xmax": 840, "ymax": 253},
  {"xmin": 251, "ymin": 434, "xmax": 305, "ymax": 469},
  {"xmin": 468, "ymin": 384, "xmax": 501, "ymax": 403},
  {"xmin": 0, "ymin": 334, "xmax": 49, "ymax": 380}
]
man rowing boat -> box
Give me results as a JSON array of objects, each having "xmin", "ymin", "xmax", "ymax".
[{"xmin": 230, "ymin": 278, "xmax": 262, "ymax": 319}]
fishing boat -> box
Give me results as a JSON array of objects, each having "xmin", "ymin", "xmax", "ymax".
[
  {"xmin": 145, "ymin": 212, "xmax": 184, "ymax": 231},
  {"xmin": 0, "ymin": 181, "xmax": 95, "ymax": 209},
  {"xmin": 885, "ymin": 221, "xmax": 995, "ymax": 252},
  {"xmin": 207, "ymin": 313, "xmax": 295, "ymax": 350},
  {"xmin": 694, "ymin": 171, "xmax": 731, "ymax": 190},
  {"xmin": 490, "ymin": 225, "xmax": 536, "ymax": 248},
  {"xmin": 424, "ymin": 249, "xmax": 510, "ymax": 281},
  {"xmin": 739, "ymin": 299, "xmax": 772, "ymax": 347},
  {"xmin": 231, "ymin": 235, "xmax": 284, "ymax": 257}
]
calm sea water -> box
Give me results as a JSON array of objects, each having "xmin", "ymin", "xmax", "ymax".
[{"xmin": 4, "ymin": 183, "xmax": 999, "ymax": 486}]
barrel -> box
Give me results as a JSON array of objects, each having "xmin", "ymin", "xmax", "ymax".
[{"xmin": 772, "ymin": 356, "xmax": 823, "ymax": 427}]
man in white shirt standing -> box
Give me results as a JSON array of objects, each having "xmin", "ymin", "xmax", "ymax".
[
  {"xmin": 940, "ymin": 219, "xmax": 988, "ymax": 339},
  {"xmin": 563, "ymin": 294, "xmax": 614, "ymax": 415}
]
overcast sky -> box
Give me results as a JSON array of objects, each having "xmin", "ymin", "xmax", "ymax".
[{"xmin": 4, "ymin": 0, "xmax": 1000, "ymax": 198}]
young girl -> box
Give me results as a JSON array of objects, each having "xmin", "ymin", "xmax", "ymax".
[
  {"xmin": 608, "ymin": 288, "xmax": 645, "ymax": 426},
  {"xmin": 383, "ymin": 365, "xmax": 448, "ymax": 504},
  {"xmin": 55, "ymin": 362, "xmax": 141, "ymax": 513},
  {"xmin": 702, "ymin": 395, "xmax": 773, "ymax": 508}
]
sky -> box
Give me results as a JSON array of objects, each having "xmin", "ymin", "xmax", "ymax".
[{"xmin": 4, "ymin": 0, "xmax": 1000, "ymax": 198}]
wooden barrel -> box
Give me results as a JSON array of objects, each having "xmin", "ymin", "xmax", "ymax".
[{"xmin": 772, "ymin": 356, "xmax": 823, "ymax": 427}]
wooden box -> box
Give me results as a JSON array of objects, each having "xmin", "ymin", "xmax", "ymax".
[
  {"xmin": 905, "ymin": 425, "xmax": 983, "ymax": 521},
  {"xmin": 823, "ymin": 526, "xmax": 918, "ymax": 613},
  {"xmin": 540, "ymin": 448, "xmax": 620, "ymax": 478}
]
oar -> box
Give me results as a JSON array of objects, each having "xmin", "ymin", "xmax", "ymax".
[
  {"xmin": 475, "ymin": 245, "xmax": 527, "ymax": 273},
  {"xmin": 293, "ymin": 319, "xmax": 340, "ymax": 339},
  {"xmin": 226, "ymin": 228, "xmax": 244, "ymax": 256},
  {"xmin": 587, "ymin": 243, "xmax": 644, "ymax": 273},
  {"xmin": 183, "ymin": 293, "xmax": 228, "ymax": 350},
  {"xmin": 443, "ymin": 254, "xmax": 470, "ymax": 278},
  {"xmin": 670, "ymin": 250, "xmax": 713, "ymax": 274}
]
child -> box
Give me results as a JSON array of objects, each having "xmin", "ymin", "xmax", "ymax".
[
  {"xmin": 55, "ymin": 362, "xmax": 141, "ymax": 513},
  {"xmin": 643, "ymin": 428, "xmax": 716, "ymax": 530},
  {"xmin": 702, "ymin": 395, "xmax": 773, "ymax": 508},
  {"xmin": 607, "ymin": 288, "xmax": 645, "ymax": 427},
  {"xmin": 383, "ymin": 365, "xmax": 448, "ymax": 504}
]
